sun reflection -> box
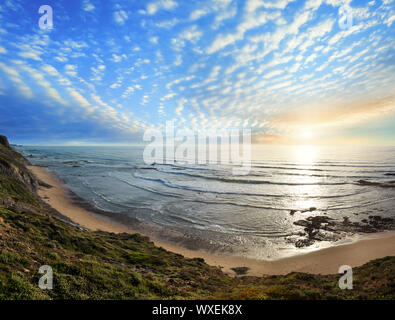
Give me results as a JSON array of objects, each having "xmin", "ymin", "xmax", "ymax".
[
  {"xmin": 292, "ymin": 185, "xmax": 320, "ymax": 211},
  {"xmin": 293, "ymin": 145, "xmax": 317, "ymax": 165},
  {"xmin": 289, "ymin": 145, "xmax": 323, "ymax": 211}
]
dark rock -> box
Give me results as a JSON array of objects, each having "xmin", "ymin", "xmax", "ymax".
[
  {"xmin": 291, "ymin": 211, "xmax": 395, "ymax": 249},
  {"xmin": 38, "ymin": 180, "xmax": 53, "ymax": 189},
  {"xmin": 231, "ymin": 267, "xmax": 250, "ymax": 275},
  {"xmin": 343, "ymin": 217, "xmax": 350, "ymax": 225},
  {"xmin": 0, "ymin": 135, "xmax": 10, "ymax": 148},
  {"xmin": 295, "ymin": 239, "xmax": 314, "ymax": 248},
  {"xmin": 294, "ymin": 220, "xmax": 310, "ymax": 228},
  {"xmin": 290, "ymin": 210, "xmax": 297, "ymax": 215}
]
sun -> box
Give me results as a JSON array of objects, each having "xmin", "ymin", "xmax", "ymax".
[{"xmin": 300, "ymin": 130, "xmax": 313, "ymax": 140}]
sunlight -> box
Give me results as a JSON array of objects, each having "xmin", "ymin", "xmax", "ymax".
[
  {"xmin": 289, "ymin": 145, "xmax": 323, "ymax": 212},
  {"xmin": 300, "ymin": 130, "xmax": 313, "ymax": 140},
  {"xmin": 293, "ymin": 145, "xmax": 317, "ymax": 165}
]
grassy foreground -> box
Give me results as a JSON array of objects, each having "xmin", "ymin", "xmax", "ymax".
[{"xmin": 0, "ymin": 135, "xmax": 394, "ymax": 300}]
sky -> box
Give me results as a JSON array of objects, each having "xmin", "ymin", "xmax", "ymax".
[{"xmin": 0, "ymin": 0, "xmax": 394, "ymax": 145}]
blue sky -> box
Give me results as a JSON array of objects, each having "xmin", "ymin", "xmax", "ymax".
[{"xmin": 0, "ymin": 0, "xmax": 394, "ymax": 145}]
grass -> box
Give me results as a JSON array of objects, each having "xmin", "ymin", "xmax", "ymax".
[{"xmin": 0, "ymin": 138, "xmax": 394, "ymax": 300}]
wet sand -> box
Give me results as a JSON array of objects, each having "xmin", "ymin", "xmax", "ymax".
[{"xmin": 29, "ymin": 165, "xmax": 395, "ymax": 276}]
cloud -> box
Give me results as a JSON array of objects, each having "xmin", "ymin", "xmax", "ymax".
[
  {"xmin": 149, "ymin": 36, "xmax": 159, "ymax": 44},
  {"xmin": 246, "ymin": 0, "xmax": 295, "ymax": 12},
  {"xmin": 112, "ymin": 53, "xmax": 127, "ymax": 62},
  {"xmin": 207, "ymin": 7, "xmax": 284, "ymax": 54},
  {"xmin": 146, "ymin": 0, "xmax": 178, "ymax": 15},
  {"xmin": 122, "ymin": 86, "xmax": 135, "ymax": 98},
  {"xmin": 173, "ymin": 54, "xmax": 182, "ymax": 66},
  {"xmin": 171, "ymin": 25, "xmax": 202, "ymax": 50},
  {"xmin": 18, "ymin": 50, "xmax": 42, "ymax": 61},
  {"xmin": 272, "ymin": 96, "xmax": 395, "ymax": 129},
  {"xmin": 161, "ymin": 93, "xmax": 177, "ymax": 101},
  {"xmin": 384, "ymin": 14, "xmax": 395, "ymax": 27},
  {"xmin": 67, "ymin": 88, "xmax": 90, "ymax": 108},
  {"xmin": 0, "ymin": 63, "xmax": 33, "ymax": 98},
  {"xmin": 42, "ymin": 64, "xmax": 60, "ymax": 77},
  {"xmin": 155, "ymin": 18, "xmax": 179, "ymax": 28},
  {"xmin": 175, "ymin": 98, "xmax": 187, "ymax": 115},
  {"xmin": 114, "ymin": 10, "xmax": 128, "ymax": 25},
  {"xmin": 190, "ymin": 8, "xmax": 210, "ymax": 20},
  {"xmin": 82, "ymin": 0, "xmax": 95, "ymax": 11},
  {"xmin": 19, "ymin": 64, "xmax": 67, "ymax": 106},
  {"xmin": 90, "ymin": 64, "xmax": 106, "ymax": 81},
  {"xmin": 65, "ymin": 64, "xmax": 77, "ymax": 77},
  {"xmin": 213, "ymin": 4, "xmax": 237, "ymax": 29},
  {"xmin": 263, "ymin": 69, "xmax": 284, "ymax": 78}
]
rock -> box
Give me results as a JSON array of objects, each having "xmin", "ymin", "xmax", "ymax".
[
  {"xmin": 293, "ymin": 216, "xmax": 337, "ymax": 248},
  {"xmin": 290, "ymin": 210, "xmax": 297, "ymax": 216},
  {"xmin": 295, "ymin": 239, "xmax": 314, "ymax": 248},
  {"xmin": 38, "ymin": 180, "xmax": 53, "ymax": 188},
  {"xmin": 294, "ymin": 220, "xmax": 310, "ymax": 227},
  {"xmin": 301, "ymin": 207, "xmax": 317, "ymax": 213},
  {"xmin": 292, "ymin": 212, "xmax": 394, "ymax": 249},
  {"xmin": 0, "ymin": 135, "xmax": 10, "ymax": 148},
  {"xmin": 342, "ymin": 217, "xmax": 350, "ymax": 225},
  {"xmin": 306, "ymin": 215, "xmax": 334, "ymax": 226},
  {"xmin": 231, "ymin": 267, "xmax": 250, "ymax": 275}
]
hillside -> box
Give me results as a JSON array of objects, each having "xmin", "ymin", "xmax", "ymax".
[{"xmin": 0, "ymin": 135, "xmax": 394, "ymax": 299}]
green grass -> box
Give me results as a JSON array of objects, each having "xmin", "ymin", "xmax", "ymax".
[{"xmin": 0, "ymin": 140, "xmax": 394, "ymax": 300}]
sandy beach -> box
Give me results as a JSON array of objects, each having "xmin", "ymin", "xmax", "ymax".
[{"xmin": 29, "ymin": 165, "xmax": 395, "ymax": 277}]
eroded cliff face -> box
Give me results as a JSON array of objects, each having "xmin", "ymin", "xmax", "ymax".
[
  {"xmin": 0, "ymin": 135, "xmax": 37, "ymax": 193},
  {"xmin": 0, "ymin": 135, "xmax": 10, "ymax": 148}
]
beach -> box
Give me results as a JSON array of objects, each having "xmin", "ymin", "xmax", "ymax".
[{"xmin": 28, "ymin": 165, "xmax": 395, "ymax": 276}]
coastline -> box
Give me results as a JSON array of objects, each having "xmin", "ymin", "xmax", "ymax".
[{"xmin": 29, "ymin": 165, "xmax": 395, "ymax": 277}]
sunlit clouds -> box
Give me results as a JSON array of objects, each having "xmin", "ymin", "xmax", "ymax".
[{"xmin": 0, "ymin": 0, "xmax": 394, "ymax": 144}]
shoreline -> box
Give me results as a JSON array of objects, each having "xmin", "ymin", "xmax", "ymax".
[{"xmin": 28, "ymin": 165, "xmax": 395, "ymax": 276}]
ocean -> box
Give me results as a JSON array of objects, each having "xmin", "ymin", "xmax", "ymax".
[{"xmin": 17, "ymin": 144, "xmax": 395, "ymax": 260}]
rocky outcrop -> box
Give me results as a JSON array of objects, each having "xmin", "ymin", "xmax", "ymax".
[
  {"xmin": 0, "ymin": 135, "xmax": 37, "ymax": 192},
  {"xmin": 0, "ymin": 135, "xmax": 10, "ymax": 148},
  {"xmin": 289, "ymin": 213, "xmax": 395, "ymax": 248}
]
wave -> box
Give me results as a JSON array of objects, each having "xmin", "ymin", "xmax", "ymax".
[
  {"xmin": 153, "ymin": 167, "xmax": 380, "ymax": 183},
  {"xmin": 250, "ymin": 161, "xmax": 395, "ymax": 168},
  {"xmin": 128, "ymin": 172, "xmax": 367, "ymax": 198},
  {"xmin": 325, "ymin": 196, "xmax": 395, "ymax": 210},
  {"xmin": 137, "ymin": 170, "xmax": 350, "ymax": 186}
]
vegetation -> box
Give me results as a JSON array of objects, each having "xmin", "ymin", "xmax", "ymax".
[{"xmin": 0, "ymin": 135, "xmax": 394, "ymax": 299}]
